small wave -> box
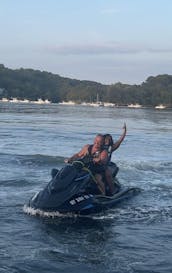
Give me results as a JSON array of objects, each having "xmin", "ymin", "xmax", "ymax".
[
  {"xmin": 91, "ymin": 205, "xmax": 172, "ymax": 223},
  {"xmin": 154, "ymin": 183, "xmax": 172, "ymax": 191},
  {"xmin": 0, "ymin": 152, "xmax": 65, "ymax": 167},
  {"xmin": 118, "ymin": 160, "xmax": 172, "ymax": 173},
  {"xmin": 0, "ymin": 179, "xmax": 31, "ymax": 187},
  {"xmin": 19, "ymin": 154, "xmax": 65, "ymax": 167}
]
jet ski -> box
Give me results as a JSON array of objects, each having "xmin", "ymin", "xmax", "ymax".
[{"xmin": 27, "ymin": 159, "xmax": 140, "ymax": 216}]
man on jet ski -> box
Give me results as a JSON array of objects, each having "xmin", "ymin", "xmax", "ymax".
[{"xmin": 65, "ymin": 134, "xmax": 108, "ymax": 195}]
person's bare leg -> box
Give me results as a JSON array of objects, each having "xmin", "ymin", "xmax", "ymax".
[
  {"xmin": 105, "ymin": 168, "xmax": 115, "ymax": 195},
  {"xmin": 95, "ymin": 174, "xmax": 105, "ymax": 195}
]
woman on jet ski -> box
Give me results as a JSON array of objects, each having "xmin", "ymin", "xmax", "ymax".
[{"xmin": 103, "ymin": 122, "xmax": 127, "ymax": 195}]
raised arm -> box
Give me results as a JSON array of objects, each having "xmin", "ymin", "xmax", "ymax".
[{"xmin": 112, "ymin": 123, "xmax": 127, "ymax": 151}]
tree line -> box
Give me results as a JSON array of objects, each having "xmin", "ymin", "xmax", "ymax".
[{"xmin": 0, "ymin": 64, "xmax": 171, "ymax": 107}]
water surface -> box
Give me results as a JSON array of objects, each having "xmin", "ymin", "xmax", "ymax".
[{"xmin": 0, "ymin": 102, "xmax": 172, "ymax": 273}]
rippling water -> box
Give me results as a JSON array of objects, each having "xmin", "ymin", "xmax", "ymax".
[{"xmin": 0, "ymin": 102, "xmax": 172, "ymax": 273}]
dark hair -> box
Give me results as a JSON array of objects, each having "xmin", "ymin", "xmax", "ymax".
[{"xmin": 104, "ymin": 134, "xmax": 113, "ymax": 146}]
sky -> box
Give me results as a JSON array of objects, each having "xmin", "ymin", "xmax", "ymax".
[{"xmin": 0, "ymin": 0, "xmax": 172, "ymax": 84}]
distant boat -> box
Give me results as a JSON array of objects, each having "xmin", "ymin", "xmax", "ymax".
[
  {"xmin": 155, "ymin": 104, "xmax": 166, "ymax": 109},
  {"xmin": 58, "ymin": 101, "xmax": 76, "ymax": 105},
  {"xmin": 128, "ymin": 103, "xmax": 142, "ymax": 108},
  {"xmin": 9, "ymin": 98, "xmax": 19, "ymax": 103},
  {"xmin": 81, "ymin": 102, "xmax": 88, "ymax": 106},
  {"xmin": 44, "ymin": 99, "xmax": 51, "ymax": 104},
  {"xmin": 1, "ymin": 97, "xmax": 30, "ymax": 103},
  {"xmin": 32, "ymin": 98, "xmax": 51, "ymax": 104},
  {"xmin": 21, "ymin": 99, "xmax": 30, "ymax": 103},
  {"xmin": 88, "ymin": 93, "xmax": 104, "ymax": 107},
  {"xmin": 104, "ymin": 102, "xmax": 115, "ymax": 107},
  {"xmin": 88, "ymin": 102, "xmax": 104, "ymax": 107},
  {"xmin": 0, "ymin": 97, "xmax": 9, "ymax": 102}
]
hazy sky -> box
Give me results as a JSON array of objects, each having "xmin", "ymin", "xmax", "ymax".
[{"xmin": 0, "ymin": 0, "xmax": 172, "ymax": 84}]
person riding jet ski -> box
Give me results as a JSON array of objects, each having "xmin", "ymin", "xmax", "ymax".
[
  {"xmin": 65, "ymin": 123, "xmax": 127, "ymax": 195},
  {"xmin": 65, "ymin": 134, "xmax": 108, "ymax": 195}
]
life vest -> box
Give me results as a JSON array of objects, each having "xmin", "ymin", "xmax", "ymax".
[
  {"xmin": 87, "ymin": 145, "xmax": 101, "ymax": 159},
  {"xmin": 87, "ymin": 145, "xmax": 106, "ymax": 174},
  {"xmin": 104, "ymin": 144, "xmax": 112, "ymax": 162}
]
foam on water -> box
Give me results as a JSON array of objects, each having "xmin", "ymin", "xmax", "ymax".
[{"xmin": 23, "ymin": 205, "xmax": 79, "ymax": 219}]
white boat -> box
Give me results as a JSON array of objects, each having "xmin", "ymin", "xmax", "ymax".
[
  {"xmin": 9, "ymin": 98, "xmax": 19, "ymax": 103},
  {"xmin": 104, "ymin": 102, "xmax": 115, "ymax": 107},
  {"xmin": 0, "ymin": 97, "xmax": 9, "ymax": 102},
  {"xmin": 32, "ymin": 98, "xmax": 51, "ymax": 104},
  {"xmin": 88, "ymin": 93, "xmax": 104, "ymax": 107},
  {"xmin": 88, "ymin": 102, "xmax": 104, "ymax": 107},
  {"xmin": 58, "ymin": 101, "xmax": 76, "ymax": 105},
  {"xmin": 155, "ymin": 104, "xmax": 166, "ymax": 109},
  {"xmin": 81, "ymin": 102, "xmax": 89, "ymax": 106},
  {"xmin": 44, "ymin": 99, "xmax": 51, "ymax": 104},
  {"xmin": 128, "ymin": 103, "xmax": 142, "ymax": 108},
  {"xmin": 21, "ymin": 99, "xmax": 30, "ymax": 103}
]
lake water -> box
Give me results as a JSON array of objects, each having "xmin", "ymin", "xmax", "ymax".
[{"xmin": 0, "ymin": 102, "xmax": 172, "ymax": 273}]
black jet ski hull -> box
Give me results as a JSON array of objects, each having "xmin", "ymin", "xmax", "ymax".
[
  {"xmin": 60, "ymin": 187, "xmax": 139, "ymax": 215},
  {"xmin": 26, "ymin": 161, "xmax": 140, "ymax": 216},
  {"xmin": 28, "ymin": 187, "xmax": 139, "ymax": 216}
]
